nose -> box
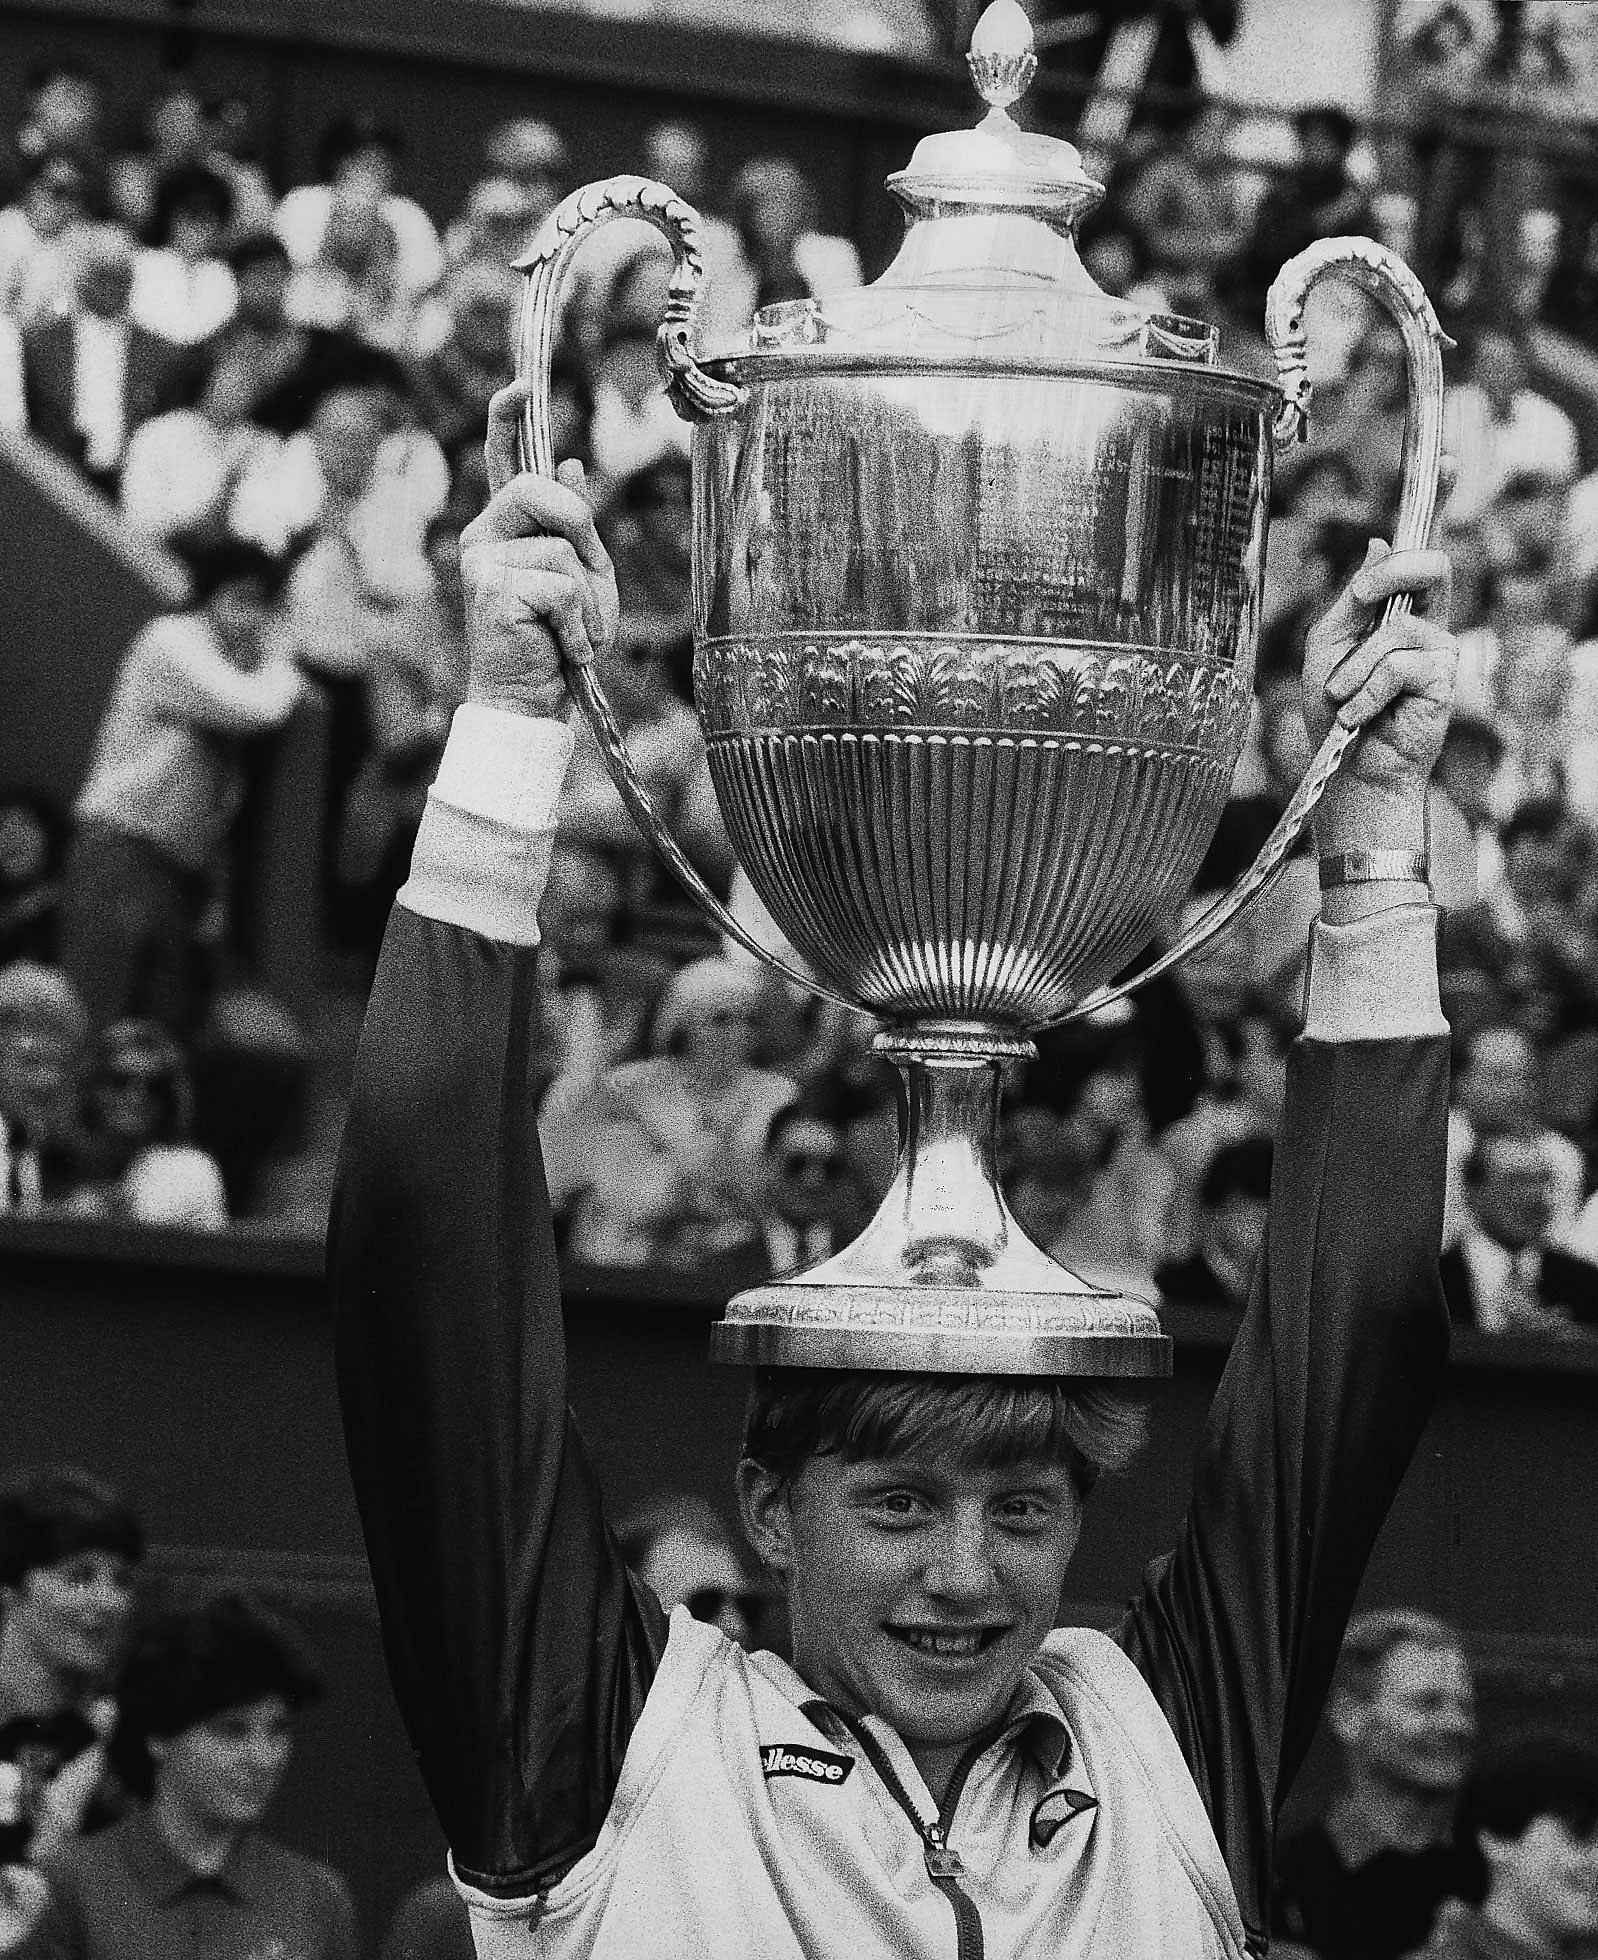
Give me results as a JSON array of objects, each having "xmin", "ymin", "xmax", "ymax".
[{"xmin": 923, "ymin": 1515, "xmax": 998, "ymax": 1605}]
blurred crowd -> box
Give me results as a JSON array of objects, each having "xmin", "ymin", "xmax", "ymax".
[
  {"xmin": 1, "ymin": 1464, "xmax": 1593, "ymax": 1959},
  {"xmin": 0, "ymin": 3, "xmax": 1596, "ymax": 1338}
]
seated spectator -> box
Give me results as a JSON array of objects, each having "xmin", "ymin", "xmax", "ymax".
[
  {"xmin": 286, "ymin": 176, "xmax": 423, "ymax": 356},
  {"xmin": 0, "ymin": 152, "xmax": 89, "ymax": 326},
  {"xmin": 66, "ymin": 1019, "xmax": 226, "ymax": 1229},
  {"xmin": 1154, "ymin": 1133, "xmax": 1274, "ymax": 1312},
  {"xmin": 411, "ymin": 259, "xmax": 517, "ymax": 452},
  {"xmin": 554, "ymin": 597, "xmax": 726, "ymax": 908},
  {"xmin": 105, "ymin": 82, "xmax": 226, "ymax": 243},
  {"xmin": 20, "ymin": 1586, "xmax": 355, "ymax": 1958},
  {"xmin": 721, "ymin": 154, "xmax": 863, "ymax": 327},
  {"xmin": 586, "ymin": 247, "xmax": 694, "ymax": 492},
  {"xmin": 6, "ymin": 65, "xmax": 104, "ymax": 200},
  {"xmin": 1445, "ymin": 1021, "xmax": 1584, "ymax": 1247},
  {"xmin": 1234, "ymin": 106, "xmax": 1373, "ymax": 325},
  {"xmin": 0, "ymin": 964, "xmax": 89, "ymax": 1213},
  {"xmin": 616, "ymin": 1493, "xmax": 763, "ymax": 1650},
  {"xmin": 198, "ymin": 92, "xmax": 276, "ymax": 245},
  {"xmin": 0, "ymin": 1468, "xmax": 142, "ymax": 1870},
  {"xmin": 202, "ymin": 232, "xmax": 309, "ymax": 426},
  {"xmin": 541, "ymin": 956, "xmax": 794, "ymax": 1271},
  {"xmin": 1441, "ymin": 1127, "xmax": 1598, "ymax": 1335},
  {"xmin": 1446, "ymin": 798, "xmax": 1598, "ymax": 1032},
  {"xmin": 1404, "ymin": 1730, "xmax": 1598, "ymax": 1959},
  {"xmin": 1442, "ymin": 328, "xmax": 1581, "ymax": 529},
  {"xmin": 749, "ymin": 1102, "xmax": 854, "ymax": 1279},
  {"xmin": 21, "ymin": 225, "xmax": 196, "ymax": 494},
  {"xmin": 605, "ymin": 449, "xmax": 693, "ymax": 650},
  {"xmin": 129, "ymin": 163, "xmax": 236, "ymax": 351},
  {"xmin": 448, "ymin": 117, "xmax": 568, "ymax": 267},
  {"xmin": 275, "ymin": 114, "xmax": 441, "ymax": 313},
  {"xmin": 1117, "ymin": 102, "xmax": 1250, "ymax": 321},
  {"xmin": 438, "ymin": 174, "xmax": 539, "ymax": 283},
  {"xmin": 1004, "ymin": 1106, "xmax": 1162, "ymax": 1304},
  {"xmin": 531, "ymin": 841, "xmax": 665, "ymax": 1091},
  {"xmin": 1273, "ymin": 1608, "xmax": 1479, "ymax": 1960},
  {"xmin": 59, "ymin": 541, "xmax": 302, "ymax": 1036},
  {"xmin": 1435, "ymin": 715, "xmax": 1505, "ymax": 896},
  {"xmin": 119, "ymin": 348, "xmax": 274, "ymax": 547},
  {"xmin": 0, "ymin": 793, "xmax": 66, "ymax": 971}
]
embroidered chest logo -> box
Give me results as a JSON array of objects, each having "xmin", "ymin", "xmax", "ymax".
[{"xmin": 760, "ymin": 1743, "xmax": 854, "ymax": 1786}]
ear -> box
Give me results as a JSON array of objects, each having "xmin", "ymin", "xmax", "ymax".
[{"xmin": 735, "ymin": 1460, "xmax": 796, "ymax": 1580}]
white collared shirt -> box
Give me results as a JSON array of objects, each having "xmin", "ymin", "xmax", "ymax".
[{"xmin": 73, "ymin": 311, "xmax": 128, "ymax": 472}]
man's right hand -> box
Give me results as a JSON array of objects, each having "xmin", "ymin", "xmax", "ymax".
[{"xmin": 460, "ymin": 380, "xmax": 620, "ymax": 719}]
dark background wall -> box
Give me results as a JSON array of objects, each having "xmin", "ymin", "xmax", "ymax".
[{"xmin": 3, "ymin": 1218, "xmax": 1596, "ymax": 1944}]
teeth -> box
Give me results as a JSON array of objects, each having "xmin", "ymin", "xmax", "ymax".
[{"xmin": 901, "ymin": 1629, "xmax": 984, "ymax": 1656}]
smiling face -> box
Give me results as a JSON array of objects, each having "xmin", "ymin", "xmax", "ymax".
[
  {"xmin": 2, "ymin": 1547, "xmax": 137, "ymax": 1684},
  {"xmin": 740, "ymin": 1449, "xmax": 1084, "ymax": 1784},
  {"xmin": 150, "ymin": 1694, "xmax": 295, "ymax": 1834}
]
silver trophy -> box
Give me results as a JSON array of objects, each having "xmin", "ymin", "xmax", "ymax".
[{"xmin": 515, "ymin": 0, "xmax": 1447, "ymax": 1377}]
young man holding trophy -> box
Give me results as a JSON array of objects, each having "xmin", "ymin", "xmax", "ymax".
[
  {"xmin": 333, "ymin": 393, "xmax": 1458, "ymax": 1960},
  {"xmin": 334, "ymin": 10, "xmax": 1461, "ymax": 1954}
]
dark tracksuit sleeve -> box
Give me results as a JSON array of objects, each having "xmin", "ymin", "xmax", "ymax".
[
  {"xmin": 1119, "ymin": 1034, "xmax": 1452, "ymax": 1955},
  {"xmin": 329, "ymin": 905, "xmax": 667, "ymax": 1899}
]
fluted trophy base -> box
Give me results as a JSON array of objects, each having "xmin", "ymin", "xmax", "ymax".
[{"xmin": 709, "ymin": 1023, "xmax": 1171, "ymax": 1379}]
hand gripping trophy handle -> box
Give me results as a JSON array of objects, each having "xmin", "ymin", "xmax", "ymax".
[
  {"xmin": 514, "ymin": 175, "xmax": 853, "ymax": 1004},
  {"xmin": 1062, "ymin": 235, "xmax": 1451, "ymax": 1024}
]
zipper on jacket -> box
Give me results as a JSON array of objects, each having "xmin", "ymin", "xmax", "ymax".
[{"xmin": 833, "ymin": 1711, "xmax": 987, "ymax": 1960}]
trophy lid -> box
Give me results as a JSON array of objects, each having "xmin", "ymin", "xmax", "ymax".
[{"xmin": 738, "ymin": 0, "xmax": 1217, "ymax": 369}]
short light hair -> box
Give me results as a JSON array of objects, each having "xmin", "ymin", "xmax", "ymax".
[
  {"xmin": 741, "ymin": 1370, "xmax": 1149, "ymax": 1503},
  {"xmin": 1333, "ymin": 1606, "xmax": 1467, "ymax": 1709}
]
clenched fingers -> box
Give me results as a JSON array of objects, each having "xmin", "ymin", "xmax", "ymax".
[
  {"xmin": 1346, "ymin": 542, "xmax": 1453, "ymax": 622},
  {"xmin": 473, "ymin": 563, "xmax": 597, "ymax": 669},
  {"xmin": 485, "ymin": 380, "xmax": 531, "ymax": 494},
  {"xmin": 471, "ymin": 534, "xmax": 606, "ymax": 644},
  {"xmin": 1324, "ymin": 616, "xmax": 1457, "ymax": 731}
]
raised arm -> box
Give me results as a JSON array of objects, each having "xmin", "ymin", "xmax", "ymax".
[
  {"xmin": 329, "ymin": 407, "xmax": 658, "ymax": 1901},
  {"xmin": 1119, "ymin": 542, "xmax": 1460, "ymax": 1954}
]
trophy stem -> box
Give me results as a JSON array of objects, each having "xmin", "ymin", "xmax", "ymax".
[{"xmin": 709, "ymin": 1021, "xmax": 1172, "ymax": 1377}]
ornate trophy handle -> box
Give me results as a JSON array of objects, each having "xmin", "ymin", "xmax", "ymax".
[
  {"xmin": 515, "ymin": 176, "xmax": 850, "ymax": 1002},
  {"xmin": 1060, "ymin": 236, "xmax": 1450, "ymax": 1025}
]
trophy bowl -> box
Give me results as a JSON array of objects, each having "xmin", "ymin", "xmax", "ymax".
[{"xmin": 515, "ymin": 1, "xmax": 1446, "ymax": 1376}]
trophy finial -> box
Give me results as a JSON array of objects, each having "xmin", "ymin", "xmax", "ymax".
[{"xmin": 968, "ymin": 0, "xmax": 1038, "ymax": 114}]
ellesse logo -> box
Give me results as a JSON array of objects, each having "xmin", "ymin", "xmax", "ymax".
[{"xmin": 759, "ymin": 1743, "xmax": 854, "ymax": 1786}]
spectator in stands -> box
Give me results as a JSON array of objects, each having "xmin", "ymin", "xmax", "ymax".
[
  {"xmin": 439, "ymin": 175, "xmax": 539, "ymax": 285},
  {"xmin": 0, "ymin": 1469, "xmax": 142, "ymax": 1872},
  {"xmin": 119, "ymin": 347, "xmax": 272, "ymax": 547},
  {"xmin": 202, "ymin": 233, "xmax": 307, "ymax": 426},
  {"xmin": 412, "ymin": 259, "xmax": 517, "ymax": 452},
  {"xmin": 0, "ymin": 794, "xmax": 66, "ymax": 972},
  {"xmin": 275, "ymin": 114, "xmax": 442, "ymax": 314},
  {"xmin": 1445, "ymin": 1020, "xmax": 1585, "ymax": 1245},
  {"xmin": 540, "ymin": 956, "xmax": 794, "ymax": 1271},
  {"xmin": 748, "ymin": 1103, "xmax": 853, "ymax": 1280},
  {"xmin": 603, "ymin": 448, "xmax": 693, "ymax": 650},
  {"xmin": 0, "ymin": 964, "xmax": 89, "ymax": 1214},
  {"xmin": 199, "ymin": 92, "xmax": 275, "ymax": 246},
  {"xmin": 1405, "ymin": 1730, "xmax": 1598, "ymax": 1960},
  {"xmin": 19, "ymin": 1586, "xmax": 356, "ymax": 1959},
  {"xmin": 1273, "ymin": 1608, "xmax": 1479, "ymax": 1960},
  {"xmin": 1446, "ymin": 798, "xmax": 1598, "ymax": 1031},
  {"xmin": 1003, "ymin": 1106, "xmax": 1162, "ymax": 1303},
  {"xmin": 1442, "ymin": 328, "xmax": 1581, "ymax": 529},
  {"xmin": 586, "ymin": 248, "xmax": 694, "ymax": 491},
  {"xmin": 0, "ymin": 152, "xmax": 90, "ymax": 327},
  {"xmin": 66, "ymin": 1019, "xmax": 227, "ymax": 1229},
  {"xmin": 531, "ymin": 842, "xmax": 665, "ymax": 1093},
  {"xmin": 128, "ymin": 164, "xmax": 237, "ymax": 348},
  {"xmin": 1441, "ymin": 1127, "xmax": 1598, "ymax": 1334},
  {"xmin": 1234, "ymin": 107, "xmax": 1373, "ymax": 324},
  {"xmin": 59, "ymin": 541, "xmax": 302, "ymax": 1036},
  {"xmin": 721, "ymin": 155, "xmax": 863, "ymax": 329},
  {"xmin": 1117, "ymin": 102, "xmax": 1250, "ymax": 321},
  {"xmin": 1434, "ymin": 715, "xmax": 1504, "ymax": 894},
  {"xmin": 6, "ymin": 65, "xmax": 104, "ymax": 197},
  {"xmin": 470, "ymin": 118, "xmax": 568, "ymax": 244},
  {"xmin": 21, "ymin": 225, "xmax": 194, "ymax": 494},
  {"xmin": 616, "ymin": 1493, "xmax": 764, "ymax": 1650},
  {"xmin": 105, "ymin": 81, "xmax": 242, "ymax": 244},
  {"xmin": 554, "ymin": 548, "xmax": 725, "ymax": 907},
  {"xmin": 1154, "ymin": 1133, "xmax": 1274, "ymax": 1311}
]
